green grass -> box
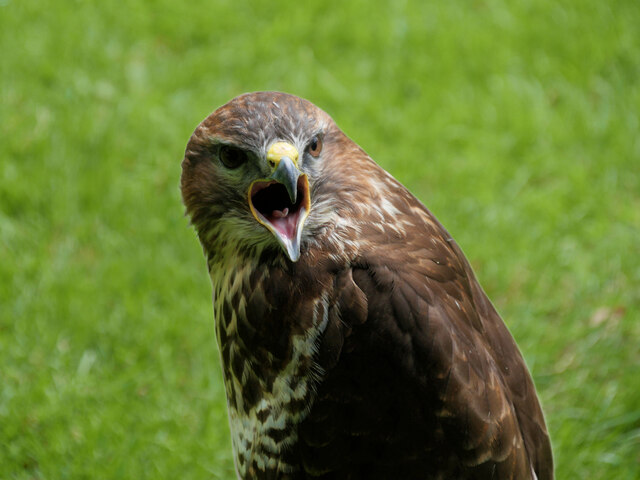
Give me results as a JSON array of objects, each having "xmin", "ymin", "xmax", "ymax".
[{"xmin": 1, "ymin": 0, "xmax": 639, "ymax": 478}]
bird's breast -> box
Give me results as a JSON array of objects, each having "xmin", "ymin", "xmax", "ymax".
[{"xmin": 210, "ymin": 259, "xmax": 331, "ymax": 478}]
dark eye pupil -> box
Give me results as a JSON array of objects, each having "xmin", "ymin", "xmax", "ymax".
[
  {"xmin": 307, "ymin": 136, "xmax": 323, "ymax": 157},
  {"xmin": 220, "ymin": 146, "xmax": 246, "ymax": 169}
]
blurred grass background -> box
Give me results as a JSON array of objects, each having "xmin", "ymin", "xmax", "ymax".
[{"xmin": 1, "ymin": 0, "xmax": 639, "ymax": 478}]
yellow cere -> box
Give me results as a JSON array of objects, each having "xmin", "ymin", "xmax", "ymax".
[{"xmin": 266, "ymin": 142, "xmax": 299, "ymax": 168}]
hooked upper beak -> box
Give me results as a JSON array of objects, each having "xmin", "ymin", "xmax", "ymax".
[
  {"xmin": 270, "ymin": 155, "xmax": 300, "ymax": 204},
  {"xmin": 248, "ymin": 142, "xmax": 311, "ymax": 262}
]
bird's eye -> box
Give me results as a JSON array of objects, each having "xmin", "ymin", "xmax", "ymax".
[
  {"xmin": 306, "ymin": 136, "xmax": 323, "ymax": 158},
  {"xmin": 219, "ymin": 145, "xmax": 248, "ymax": 169}
]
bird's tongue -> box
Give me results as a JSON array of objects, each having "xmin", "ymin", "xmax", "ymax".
[
  {"xmin": 268, "ymin": 208, "xmax": 298, "ymax": 240},
  {"xmin": 271, "ymin": 208, "xmax": 289, "ymax": 219}
]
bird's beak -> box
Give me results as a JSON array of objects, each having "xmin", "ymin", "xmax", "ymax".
[{"xmin": 248, "ymin": 142, "xmax": 311, "ymax": 262}]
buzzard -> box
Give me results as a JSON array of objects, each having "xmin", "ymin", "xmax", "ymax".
[{"xmin": 181, "ymin": 92, "xmax": 553, "ymax": 479}]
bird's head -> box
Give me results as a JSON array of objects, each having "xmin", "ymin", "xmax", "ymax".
[{"xmin": 181, "ymin": 92, "xmax": 338, "ymax": 263}]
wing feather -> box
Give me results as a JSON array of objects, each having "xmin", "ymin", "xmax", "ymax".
[{"xmin": 303, "ymin": 163, "xmax": 552, "ymax": 478}]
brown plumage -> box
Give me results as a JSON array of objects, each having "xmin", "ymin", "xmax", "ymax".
[{"xmin": 181, "ymin": 92, "xmax": 553, "ymax": 479}]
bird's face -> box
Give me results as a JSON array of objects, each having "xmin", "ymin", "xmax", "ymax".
[{"xmin": 181, "ymin": 92, "xmax": 333, "ymax": 262}]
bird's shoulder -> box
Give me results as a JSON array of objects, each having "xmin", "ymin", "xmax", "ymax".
[{"xmin": 299, "ymin": 177, "xmax": 552, "ymax": 478}]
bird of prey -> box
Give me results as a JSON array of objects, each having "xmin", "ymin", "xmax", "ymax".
[{"xmin": 181, "ymin": 92, "xmax": 553, "ymax": 479}]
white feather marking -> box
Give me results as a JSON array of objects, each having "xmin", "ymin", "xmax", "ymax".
[{"xmin": 213, "ymin": 279, "xmax": 328, "ymax": 477}]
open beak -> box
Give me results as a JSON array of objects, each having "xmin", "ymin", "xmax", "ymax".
[{"xmin": 248, "ymin": 142, "xmax": 311, "ymax": 262}]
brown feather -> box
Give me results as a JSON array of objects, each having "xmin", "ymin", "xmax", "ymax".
[{"xmin": 181, "ymin": 92, "xmax": 553, "ymax": 479}]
